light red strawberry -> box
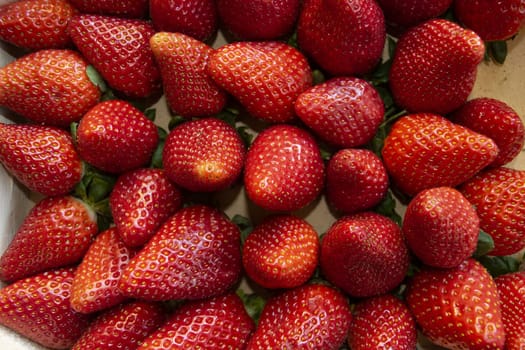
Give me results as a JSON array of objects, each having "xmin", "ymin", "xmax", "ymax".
[
  {"xmin": 207, "ymin": 41, "xmax": 312, "ymax": 123},
  {"xmin": 67, "ymin": 0, "xmax": 148, "ymax": 18},
  {"xmin": 0, "ymin": 123, "xmax": 83, "ymax": 196},
  {"xmin": 495, "ymin": 271, "xmax": 525, "ymax": 350},
  {"xmin": 0, "ymin": 49, "xmax": 100, "ymax": 127},
  {"xmin": 149, "ymin": 32, "xmax": 227, "ymax": 119}
]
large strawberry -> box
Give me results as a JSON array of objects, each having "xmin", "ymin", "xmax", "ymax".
[
  {"xmin": 0, "ymin": 49, "xmax": 100, "ymax": 127},
  {"xmin": 67, "ymin": 0, "xmax": 148, "ymax": 18},
  {"xmin": 389, "ymin": 19, "xmax": 485, "ymax": 114},
  {"xmin": 207, "ymin": 41, "xmax": 312, "ymax": 123},
  {"xmin": 495, "ymin": 272, "xmax": 525, "ymax": 350},
  {"xmin": 0, "ymin": 123, "xmax": 83, "ymax": 196}
]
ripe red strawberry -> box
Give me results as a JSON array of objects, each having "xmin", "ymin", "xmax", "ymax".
[
  {"xmin": 119, "ymin": 205, "xmax": 242, "ymax": 301},
  {"xmin": 244, "ymin": 124, "xmax": 325, "ymax": 212},
  {"xmin": 0, "ymin": 0, "xmax": 78, "ymax": 50},
  {"xmin": 297, "ymin": 0, "xmax": 386, "ymax": 76},
  {"xmin": 67, "ymin": 0, "xmax": 148, "ymax": 18},
  {"xmin": 325, "ymin": 148, "xmax": 389, "ymax": 214},
  {"xmin": 495, "ymin": 272, "xmax": 525, "ymax": 350},
  {"xmin": 0, "ymin": 123, "xmax": 83, "ymax": 196},
  {"xmin": 0, "ymin": 267, "xmax": 91, "ymax": 350},
  {"xmin": 246, "ymin": 283, "xmax": 352, "ymax": 349},
  {"xmin": 162, "ymin": 118, "xmax": 246, "ymax": 192},
  {"xmin": 68, "ymin": 14, "xmax": 160, "ymax": 98},
  {"xmin": 0, "ymin": 49, "xmax": 100, "ymax": 127},
  {"xmin": 348, "ymin": 294, "xmax": 417, "ymax": 350},
  {"xmin": 207, "ymin": 41, "xmax": 312, "ymax": 123},
  {"xmin": 149, "ymin": 32, "xmax": 227, "ymax": 118},
  {"xmin": 72, "ymin": 301, "xmax": 166, "ymax": 350},
  {"xmin": 450, "ymin": 97, "xmax": 525, "ymax": 168},
  {"xmin": 406, "ymin": 259, "xmax": 505, "ymax": 349},
  {"xmin": 242, "ymin": 215, "xmax": 320, "ymax": 289},
  {"xmin": 389, "ymin": 19, "xmax": 485, "ymax": 114},
  {"xmin": 139, "ymin": 292, "xmax": 254, "ymax": 349},
  {"xmin": 294, "ymin": 77, "xmax": 385, "ymax": 149},
  {"xmin": 320, "ymin": 212, "xmax": 410, "ymax": 297},
  {"xmin": 0, "ymin": 196, "xmax": 97, "ymax": 283},
  {"xmin": 110, "ymin": 168, "xmax": 183, "ymax": 247},
  {"xmin": 150, "ymin": 0, "xmax": 218, "ymax": 42},
  {"xmin": 76, "ymin": 100, "xmax": 159, "ymax": 174},
  {"xmin": 460, "ymin": 167, "xmax": 525, "ymax": 256},
  {"xmin": 381, "ymin": 113, "xmax": 499, "ymax": 197},
  {"xmin": 216, "ymin": 0, "xmax": 300, "ymax": 40}
]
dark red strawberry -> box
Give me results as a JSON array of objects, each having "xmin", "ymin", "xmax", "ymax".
[
  {"xmin": 244, "ymin": 124, "xmax": 325, "ymax": 212},
  {"xmin": 297, "ymin": 0, "xmax": 386, "ymax": 76},
  {"xmin": 389, "ymin": 19, "xmax": 485, "ymax": 114},
  {"xmin": 495, "ymin": 271, "xmax": 525, "ymax": 350},
  {"xmin": 68, "ymin": 14, "xmax": 160, "ymax": 98},
  {"xmin": 149, "ymin": 32, "xmax": 227, "ymax": 118},
  {"xmin": 207, "ymin": 41, "xmax": 312, "ymax": 123},
  {"xmin": 67, "ymin": 0, "xmax": 148, "ymax": 18}
]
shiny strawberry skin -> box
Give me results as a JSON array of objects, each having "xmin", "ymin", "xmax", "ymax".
[
  {"xmin": 406, "ymin": 259, "xmax": 505, "ymax": 349},
  {"xmin": 68, "ymin": 14, "xmax": 160, "ymax": 98},
  {"xmin": 207, "ymin": 41, "xmax": 312, "ymax": 123},
  {"xmin": 149, "ymin": 32, "xmax": 227, "ymax": 118},
  {"xmin": 0, "ymin": 123, "xmax": 83, "ymax": 196},
  {"xmin": 244, "ymin": 124, "xmax": 325, "ymax": 212},
  {"xmin": 382, "ymin": 113, "xmax": 499, "ymax": 197},
  {"xmin": 297, "ymin": 0, "xmax": 386, "ymax": 76},
  {"xmin": 389, "ymin": 19, "xmax": 485, "ymax": 114},
  {"xmin": 119, "ymin": 205, "xmax": 242, "ymax": 301},
  {"xmin": 0, "ymin": 49, "xmax": 100, "ymax": 127},
  {"xmin": 68, "ymin": 0, "xmax": 148, "ymax": 18},
  {"xmin": 110, "ymin": 168, "xmax": 183, "ymax": 247},
  {"xmin": 242, "ymin": 215, "xmax": 320, "ymax": 289},
  {"xmin": 495, "ymin": 272, "xmax": 525, "ymax": 350}
]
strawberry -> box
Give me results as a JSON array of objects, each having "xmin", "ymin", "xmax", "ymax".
[
  {"xmin": 67, "ymin": 0, "xmax": 148, "ymax": 18},
  {"xmin": 495, "ymin": 272, "xmax": 525, "ymax": 350},
  {"xmin": 216, "ymin": 0, "xmax": 300, "ymax": 40},
  {"xmin": 460, "ymin": 167, "xmax": 525, "ymax": 256},
  {"xmin": 244, "ymin": 124, "xmax": 325, "ymax": 212},
  {"xmin": 72, "ymin": 301, "xmax": 166, "ymax": 350},
  {"xmin": 381, "ymin": 113, "xmax": 499, "ymax": 197},
  {"xmin": 406, "ymin": 259, "xmax": 505, "ymax": 349},
  {"xmin": 450, "ymin": 97, "xmax": 525, "ymax": 168},
  {"xmin": 246, "ymin": 283, "xmax": 352, "ymax": 349},
  {"xmin": 348, "ymin": 294, "xmax": 417, "ymax": 350},
  {"xmin": 325, "ymin": 148, "xmax": 389, "ymax": 214},
  {"xmin": 389, "ymin": 19, "xmax": 485, "ymax": 115},
  {"xmin": 242, "ymin": 215, "xmax": 320, "ymax": 289},
  {"xmin": 68, "ymin": 14, "xmax": 160, "ymax": 98},
  {"xmin": 110, "ymin": 168, "xmax": 183, "ymax": 247},
  {"xmin": 294, "ymin": 77, "xmax": 385, "ymax": 149},
  {"xmin": 0, "ymin": 267, "xmax": 91, "ymax": 349},
  {"xmin": 139, "ymin": 292, "xmax": 254, "ymax": 349},
  {"xmin": 76, "ymin": 100, "xmax": 159, "ymax": 174},
  {"xmin": 162, "ymin": 118, "xmax": 246, "ymax": 192},
  {"xmin": 320, "ymin": 212, "xmax": 410, "ymax": 297},
  {"xmin": 296, "ymin": 0, "xmax": 386, "ymax": 76},
  {"xmin": 119, "ymin": 205, "xmax": 242, "ymax": 301},
  {"xmin": 149, "ymin": 32, "xmax": 227, "ymax": 118},
  {"xmin": 0, "ymin": 49, "xmax": 100, "ymax": 127},
  {"xmin": 0, "ymin": 0, "xmax": 78, "ymax": 50},
  {"xmin": 0, "ymin": 123, "xmax": 83, "ymax": 196},
  {"xmin": 207, "ymin": 41, "xmax": 312, "ymax": 123},
  {"xmin": 0, "ymin": 195, "xmax": 97, "ymax": 283}
]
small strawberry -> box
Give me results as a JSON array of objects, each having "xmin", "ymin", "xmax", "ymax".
[
  {"xmin": 389, "ymin": 19, "xmax": 485, "ymax": 114},
  {"xmin": 297, "ymin": 0, "xmax": 386, "ymax": 76},
  {"xmin": 67, "ymin": 0, "xmax": 148, "ymax": 18},
  {"xmin": 320, "ymin": 212, "xmax": 410, "ymax": 297},
  {"xmin": 246, "ymin": 283, "xmax": 352, "ymax": 349},
  {"xmin": 139, "ymin": 292, "xmax": 254, "ymax": 349},
  {"xmin": 110, "ymin": 168, "xmax": 183, "ymax": 247},
  {"xmin": 207, "ymin": 41, "xmax": 312, "ymax": 123},
  {"xmin": 381, "ymin": 113, "xmax": 499, "ymax": 197},
  {"xmin": 406, "ymin": 259, "xmax": 505, "ymax": 349},
  {"xmin": 76, "ymin": 100, "xmax": 159, "ymax": 174},
  {"xmin": 495, "ymin": 272, "xmax": 525, "ymax": 350},
  {"xmin": 244, "ymin": 124, "xmax": 325, "ymax": 212},
  {"xmin": 0, "ymin": 49, "xmax": 100, "ymax": 127},
  {"xmin": 0, "ymin": 123, "xmax": 83, "ymax": 196},
  {"xmin": 149, "ymin": 32, "xmax": 227, "ymax": 118},
  {"xmin": 68, "ymin": 14, "xmax": 160, "ymax": 98}
]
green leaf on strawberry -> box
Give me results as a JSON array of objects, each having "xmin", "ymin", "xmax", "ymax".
[
  {"xmin": 478, "ymin": 255, "xmax": 521, "ymax": 277},
  {"xmin": 86, "ymin": 65, "xmax": 108, "ymax": 93},
  {"xmin": 473, "ymin": 230, "xmax": 495, "ymax": 258},
  {"xmin": 373, "ymin": 190, "xmax": 402, "ymax": 226},
  {"xmin": 486, "ymin": 40, "xmax": 508, "ymax": 64},
  {"xmin": 236, "ymin": 288, "xmax": 266, "ymax": 325},
  {"xmin": 231, "ymin": 214, "xmax": 253, "ymax": 244}
]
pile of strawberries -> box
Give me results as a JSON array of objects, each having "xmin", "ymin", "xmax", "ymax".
[{"xmin": 0, "ymin": 0, "xmax": 524, "ymax": 349}]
